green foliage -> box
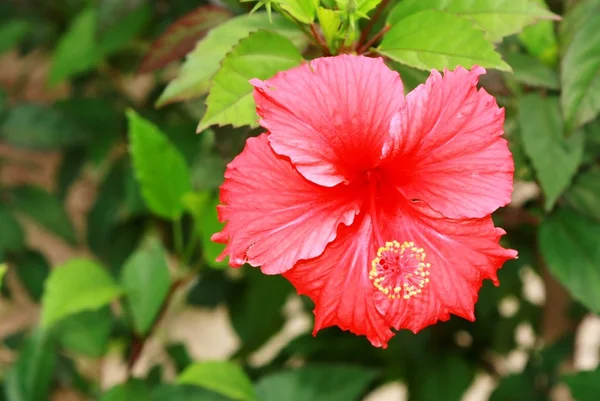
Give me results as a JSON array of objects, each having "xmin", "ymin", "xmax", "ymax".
[
  {"xmin": 3, "ymin": 1, "xmax": 600, "ymax": 400},
  {"xmin": 120, "ymin": 238, "xmax": 171, "ymax": 335},
  {"xmin": 198, "ymin": 30, "xmax": 303, "ymax": 131},
  {"xmin": 41, "ymin": 259, "xmax": 122, "ymax": 328},
  {"xmin": 127, "ymin": 110, "xmax": 192, "ymax": 221},
  {"xmin": 539, "ymin": 208, "xmax": 600, "ymax": 313},
  {"xmin": 177, "ymin": 361, "xmax": 256, "ymax": 401},
  {"xmin": 255, "ymin": 365, "xmax": 378, "ymax": 401},
  {"xmin": 379, "ymin": 10, "xmax": 510, "ymax": 72}
]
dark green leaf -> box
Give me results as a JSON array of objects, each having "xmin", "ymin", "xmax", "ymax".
[
  {"xmin": 178, "ymin": 361, "xmax": 255, "ymax": 401},
  {"xmin": 539, "ymin": 208, "xmax": 600, "ymax": 313},
  {"xmin": 505, "ymin": 52, "xmax": 559, "ymax": 89},
  {"xmin": 150, "ymin": 384, "xmax": 232, "ymax": 401},
  {"xmin": 4, "ymin": 330, "xmax": 56, "ymax": 401},
  {"xmin": 0, "ymin": 104, "xmax": 88, "ymax": 150},
  {"xmin": 97, "ymin": 0, "xmax": 146, "ymax": 36},
  {"xmin": 127, "ymin": 110, "xmax": 191, "ymax": 221},
  {"xmin": 255, "ymin": 365, "xmax": 378, "ymax": 401},
  {"xmin": 379, "ymin": 11, "xmax": 510, "ymax": 72},
  {"xmin": 410, "ymin": 354, "xmax": 475, "ymax": 401},
  {"xmin": 100, "ymin": 379, "xmax": 150, "ymax": 401},
  {"xmin": 563, "ymin": 367, "xmax": 600, "ymax": 401},
  {"xmin": 560, "ymin": 5, "xmax": 600, "ymax": 133},
  {"xmin": 11, "ymin": 250, "xmax": 50, "ymax": 302},
  {"xmin": 565, "ymin": 167, "xmax": 600, "ymax": 221},
  {"xmin": 57, "ymin": 308, "xmax": 113, "ymax": 358},
  {"xmin": 56, "ymin": 148, "xmax": 87, "ymax": 200},
  {"xmin": 518, "ymin": 95, "xmax": 583, "ymax": 211},
  {"xmin": 120, "ymin": 238, "xmax": 171, "ymax": 335},
  {"xmin": 41, "ymin": 258, "xmax": 122, "ymax": 328},
  {"xmin": 8, "ymin": 185, "xmax": 77, "ymax": 244},
  {"xmin": 166, "ymin": 343, "xmax": 192, "ymax": 373},
  {"xmin": 187, "ymin": 269, "xmax": 232, "ymax": 308},
  {"xmin": 0, "ymin": 206, "xmax": 25, "ymax": 254},
  {"xmin": 489, "ymin": 374, "xmax": 540, "ymax": 401},
  {"xmin": 0, "ymin": 20, "xmax": 30, "ymax": 54},
  {"xmin": 198, "ymin": 195, "xmax": 228, "ymax": 269}
]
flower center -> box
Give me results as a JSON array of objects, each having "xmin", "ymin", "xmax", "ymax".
[{"xmin": 369, "ymin": 240, "xmax": 430, "ymax": 300}]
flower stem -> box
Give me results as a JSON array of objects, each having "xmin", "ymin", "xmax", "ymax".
[
  {"xmin": 356, "ymin": 0, "xmax": 391, "ymax": 52},
  {"xmin": 173, "ymin": 218, "xmax": 184, "ymax": 257},
  {"xmin": 357, "ymin": 24, "xmax": 390, "ymax": 54},
  {"xmin": 310, "ymin": 23, "xmax": 331, "ymax": 56}
]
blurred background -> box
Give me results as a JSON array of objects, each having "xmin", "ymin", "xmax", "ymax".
[{"xmin": 1, "ymin": 0, "xmax": 600, "ymax": 400}]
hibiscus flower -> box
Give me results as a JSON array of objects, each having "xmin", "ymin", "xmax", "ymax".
[{"xmin": 212, "ymin": 55, "xmax": 517, "ymax": 348}]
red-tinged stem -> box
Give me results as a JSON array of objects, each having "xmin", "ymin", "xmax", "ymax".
[
  {"xmin": 357, "ymin": 24, "xmax": 390, "ymax": 55},
  {"xmin": 356, "ymin": 0, "xmax": 391, "ymax": 52},
  {"xmin": 310, "ymin": 23, "xmax": 331, "ymax": 56}
]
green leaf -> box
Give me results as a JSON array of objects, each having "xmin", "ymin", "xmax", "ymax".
[
  {"xmin": 563, "ymin": 367, "xmax": 600, "ymax": 401},
  {"xmin": 0, "ymin": 20, "xmax": 30, "ymax": 54},
  {"xmin": 96, "ymin": 0, "xmax": 146, "ymax": 35},
  {"xmin": 182, "ymin": 191, "xmax": 211, "ymax": 238},
  {"xmin": 100, "ymin": 379, "xmax": 150, "ymax": 401},
  {"xmin": 121, "ymin": 238, "xmax": 171, "ymax": 335},
  {"xmin": 565, "ymin": 167, "xmax": 600, "ymax": 221},
  {"xmin": 156, "ymin": 13, "xmax": 306, "ymax": 107},
  {"xmin": 127, "ymin": 110, "xmax": 191, "ymax": 220},
  {"xmin": 57, "ymin": 308, "xmax": 113, "ymax": 358},
  {"xmin": 559, "ymin": 0, "xmax": 600, "ymax": 55},
  {"xmin": 150, "ymin": 384, "xmax": 233, "ymax": 401},
  {"xmin": 0, "ymin": 264, "xmax": 6, "ymax": 285},
  {"xmin": 255, "ymin": 365, "xmax": 378, "ymax": 401},
  {"xmin": 378, "ymin": 10, "xmax": 510, "ymax": 72},
  {"xmin": 518, "ymin": 95, "xmax": 583, "ymax": 211},
  {"xmin": 12, "ymin": 250, "xmax": 50, "ymax": 302},
  {"xmin": 387, "ymin": 0, "xmax": 558, "ymax": 43},
  {"xmin": 489, "ymin": 374, "xmax": 540, "ymax": 401},
  {"xmin": 4, "ymin": 330, "xmax": 57, "ymax": 401},
  {"xmin": 504, "ymin": 52, "xmax": 559, "ymax": 90},
  {"xmin": 560, "ymin": 8, "xmax": 600, "ymax": 134},
  {"xmin": 317, "ymin": 7, "xmax": 342, "ymax": 53},
  {"xmin": 8, "ymin": 186, "xmax": 77, "ymax": 245},
  {"xmin": 197, "ymin": 30, "xmax": 302, "ymax": 131},
  {"xmin": 48, "ymin": 8, "xmax": 99, "ymax": 86},
  {"xmin": 57, "ymin": 148, "xmax": 87, "ymax": 200},
  {"xmin": 539, "ymin": 208, "xmax": 600, "ymax": 313},
  {"xmin": 177, "ymin": 361, "xmax": 256, "ymax": 401},
  {"xmin": 139, "ymin": 6, "xmax": 232, "ymax": 73},
  {"xmin": 96, "ymin": 3, "xmax": 151, "ymax": 56},
  {"xmin": 41, "ymin": 258, "xmax": 122, "ymax": 328},
  {"xmin": 278, "ymin": 0, "xmax": 318, "ymax": 24},
  {"xmin": 411, "ymin": 355, "xmax": 475, "ymax": 401},
  {"xmin": 0, "ymin": 206, "xmax": 25, "ymax": 254},
  {"xmin": 199, "ymin": 195, "xmax": 228, "ymax": 269},
  {"xmin": 229, "ymin": 268, "xmax": 293, "ymax": 354},
  {"xmin": 517, "ymin": 0, "xmax": 558, "ymax": 66},
  {"xmin": 0, "ymin": 103, "xmax": 88, "ymax": 150}
]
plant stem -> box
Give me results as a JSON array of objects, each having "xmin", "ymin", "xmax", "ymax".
[
  {"xmin": 356, "ymin": 0, "xmax": 391, "ymax": 52},
  {"xmin": 310, "ymin": 23, "xmax": 331, "ymax": 56},
  {"xmin": 357, "ymin": 24, "xmax": 390, "ymax": 54},
  {"xmin": 173, "ymin": 218, "xmax": 184, "ymax": 257}
]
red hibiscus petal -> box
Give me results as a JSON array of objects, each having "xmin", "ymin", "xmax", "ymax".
[
  {"xmin": 212, "ymin": 134, "xmax": 362, "ymax": 274},
  {"xmin": 283, "ymin": 213, "xmax": 394, "ymax": 348},
  {"xmin": 251, "ymin": 55, "xmax": 405, "ymax": 187},
  {"xmin": 382, "ymin": 66, "xmax": 514, "ymax": 219},
  {"xmin": 374, "ymin": 196, "xmax": 518, "ymax": 334}
]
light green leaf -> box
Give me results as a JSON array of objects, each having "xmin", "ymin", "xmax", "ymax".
[
  {"xmin": 182, "ymin": 191, "xmax": 211, "ymax": 239},
  {"xmin": 120, "ymin": 238, "xmax": 171, "ymax": 335},
  {"xmin": 0, "ymin": 264, "xmax": 6, "ymax": 285},
  {"xmin": 0, "ymin": 20, "xmax": 30, "ymax": 54},
  {"xmin": 317, "ymin": 7, "xmax": 342, "ymax": 53},
  {"xmin": 0, "ymin": 103, "xmax": 89, "ymax": 150},
  {"xmin": 57, "ymin": 308, "xmax": 113, "ymax": 358},
  {"xmin": 387, "ymin": 0, "xmax": 558, "ymax": 42},
  {"xmin": 517, "ymin": 0, "xmax": 558, "ymax": 66},
  {"xmin": 539, "ymin": 208, "xmax": 600, "ymax": 313},
  {"xmin": 560, "ymin": 8, "xmax": 600, "ymax": 134},
  {"xmin": 198, "ymin": 195, "xmax": 228, "ymax": 269},
  {"xmin": 178, "ymin": 361, "xmax": 256, "ymax": 401},
  {"xmin": 279, "ymin": 0, "xmax": 318, "ymax": 23},
  {"xmin": 563, "ymin": 367, "xmax": 600, "ymax": 401},
  {"xmin": 379, "ymin": 10, "xmax": 510, "ymax": 72},
  {"xmin": 504, "ymin": 52, "xmax": 559, "ymax": 90},
  {"xmin": 41, "ymin": 258, "xmax": 122, "ymax": 328},
  {"xmin": 518, "ymin": 95, "xmax": 583, "ymax": 211},
  {"xmin": 4, "ymin": 330, "xmax": 56, "ymax": 401},
  {"xmin": 197, "ymin": 30, "xmax": 302, "ymax": 132},
  {"xmin": 0, "ymin": 206, "xmax": 25, "ymax": 254},
  {"xmin": 156, "ymin": 13, "xmax": 306, "ymax": 107},
  {"xmin": 255, "ymin": 365, "xmax": 378, "ymax": 401},
  {"xmin": 127, "ymin": 110, "xmax": 191, "ymax": 220},
  {"xmin": 564, "ymin": 167, "xmax": 600, "ymax": 221},
  {"xmin": 8, "ymin": 185, "xmax": 77, "ymax": 245}
]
